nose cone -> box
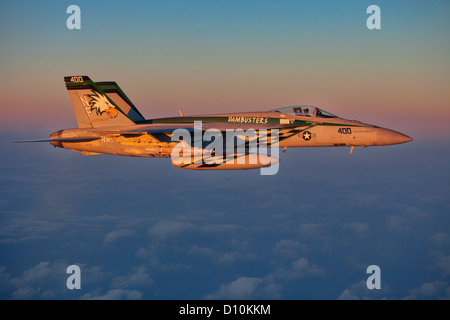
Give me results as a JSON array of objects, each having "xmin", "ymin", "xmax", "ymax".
[{"xmin": 376, "ymin": 128, "xmax": 413, "ymax": 146}]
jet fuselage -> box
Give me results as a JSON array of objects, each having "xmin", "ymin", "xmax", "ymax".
[
  {"xmin": 50, "ymin": 109, "xmax": 412, "ymax": 158},
  {"xmin": 21, "ymin": 75, "xmax": 412, "ymax": 172}
]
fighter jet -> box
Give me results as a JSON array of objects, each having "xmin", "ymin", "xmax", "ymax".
[{"xmin": 17, "ymin": 75, "xmax": 412, "ymax": 171}]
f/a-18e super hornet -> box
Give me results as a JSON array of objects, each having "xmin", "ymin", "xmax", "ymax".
[{"xmin": 17, "ymin": 75, "xmax": 412, "ymax": 171}]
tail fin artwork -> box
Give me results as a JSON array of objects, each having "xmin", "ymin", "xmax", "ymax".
[
  {"xmin": 95, "ymin": 81, "xmax": 145, "ymax": 123},
  {"xmin": 64, "ymin": 76, "xmax": 140, "ymax": 128}
]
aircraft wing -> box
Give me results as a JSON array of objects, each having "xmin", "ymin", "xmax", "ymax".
[
  {"xmin": 119, "ymin": 122, "xmax": 308, "ymax": 134},
  {"xmin": 117, "ymin": 122, "xmax": 310, "ymax": 144},
  {"xmin": 14, "ymin": 137, "xmax": 102, "ymax": 143}
]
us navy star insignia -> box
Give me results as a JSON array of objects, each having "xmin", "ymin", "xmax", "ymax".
[{"xmin": 302, "ymin": 131, "xmax": 312, "ymax": 141}]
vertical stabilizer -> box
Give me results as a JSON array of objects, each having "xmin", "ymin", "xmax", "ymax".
[{"xmin": 64, "ymin": 76, "xmax": 136, "ymax": 128}]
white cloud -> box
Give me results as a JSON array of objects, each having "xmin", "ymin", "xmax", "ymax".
[
  {"xmin": 9, "ymin": 261, "xmax": 54, "ymax": 288},
  {"xmin": 11, "ymin": 286, "xmax": 42, "ymax": 300},
  {"xmin": 148, "ymin": 220, "xmax": 241, "ymax": 240},
  {"xmin": 2, "ymin": 260, "xmax": 150, "ymax": 300},
  {"xmin": 217, "ymin": 252, "xmax": 257, "ymax": 266},
  {"xmin": 338, "ymin": 288, "xmax": 360, "ymax": 300},
  {"xmin": 434, "ymin": 256, "xmax": 450, "ymax": 277},
  {"xmin": 0, "ymin": 267, "xmax": 10, "ymax": 287},
  {"xmin": 206, "ymin": 257, "xmax": 324, "ymax": 299},
  {"xmin": 337, "ymin": 281, "xmax": 367, "ymax": 300},
  {"xmin": 337, "ymin": 281, "xmax": 388, "ymax": 300},
  {"xmin": 271, "ymin": 258, "xmax": 325, "ymax": 281},
  {"xmin": 80, "ymin": 289, "xmax": 143, "ymax": 300},
  {"xmin": 386, "ymin": 205, "xmax": 430, "ymax": 232},
  {"xmin": 111, "ymin": 265, "xmax": 153, "ymax": 289},
  {"xmin": 148, "ymin": 221, "xmax": 196, "ymax": 239},
  {"xmin": 103, "ymin": 229, "xmax": 137, "ymax": 245},
  {"xmin": 187, "ymin": 244, "xmax": 257, "ymax": 267},
  {"xmin": 5, "ymin": 261, "xmax": 67, "ymax": 299},
  {"xmin": 337, "ymin": 279, "xmax": 448, "ymax": 300},
  {"xmin": 205, "ymin": 277, "xmax": 281, "ymax": 300},
  {"xmin": 429, "ymin": 233, "xmax": 449, "ymax": 245},
  {"xmin": 343, "ymin": 222, "xmax": 370, "ymax": 237},
  {"xmin": 1, "ymin": 261, "xmax": 109, "ymax": 299},
  {"xmin": 188, "ymin": 244, "xmax": 215, "ymax": 257},
  {"xmin": 298, "ymin": 223, "xmax": 322, "ymax": 238},
  {"xmin": 403, "ymin": 206, "xmax": 428, "ymax": 219},
  {"xmin": 404, "ymin": 281, "xmax": 450, "ymax": 300},
  {"xmin": 272, "ymin": 240, "xmax": 303, "ymax": 259},
  {"xmin": 387, "ymin": 215, "xmax": 409, "ymax": 232}
]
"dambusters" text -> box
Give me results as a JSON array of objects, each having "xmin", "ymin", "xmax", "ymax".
[{"xmin": 228, "ymin": 116, "xmax": 268, "ymax": 124}]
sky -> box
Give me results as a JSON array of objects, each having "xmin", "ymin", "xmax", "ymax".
[{"xmin": 0, "ymin": 0, "xmax": 449, "ymax": 300}]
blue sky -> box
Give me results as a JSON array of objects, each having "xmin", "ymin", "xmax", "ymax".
[{"xmin": 0, "ymin": 1, "xmax": 449, "ymax": 299}]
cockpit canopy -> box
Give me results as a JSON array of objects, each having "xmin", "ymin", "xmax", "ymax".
[{"xmin": 270, "ymin": 105, "xmax": 338, "ymax": 118}]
